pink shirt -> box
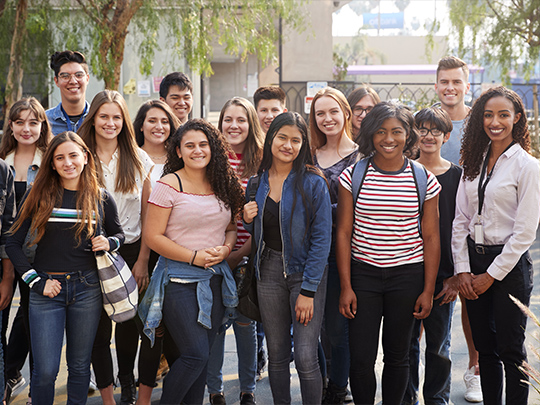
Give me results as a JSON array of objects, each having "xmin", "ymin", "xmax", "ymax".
[{"xmin": 148, "ymin": 181, "xmax": 231, "ymax": 251}]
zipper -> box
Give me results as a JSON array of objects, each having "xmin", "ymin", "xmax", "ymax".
[{"xmin": 279, "ymin": 180, "xmax": 287, "ymax": 278}]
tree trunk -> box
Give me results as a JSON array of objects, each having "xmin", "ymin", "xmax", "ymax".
[{"xmin": 3, "ymin": 0, "xmax": 28, "ymax": 133}]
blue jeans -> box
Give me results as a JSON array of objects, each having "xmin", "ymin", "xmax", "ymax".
[
  {"xmin": 466, "ymin": 243, "xmax": 533, "ymax": 405},
  {"xmin": 161, "ymin": 275, "xmax": 225, "ymax": 405},
  {"xmin": 349, "ymin": 259, "xmax": 424, "ymax": 405},
  {"xmin": 403, "ymin": 291, "xmax": 455, "ymax": 405},
  {"xmin": 324, "ymin": 253, "xmax": 350, "ymax": 388},
  {"xmin": 29, "ymin": 269, "xmax": 102, "ymax": 405},
  {"xmin": 207, "ymin": 311, "xmax": 257, "ymax": 394},
  {"xmin": 257, "ymin": 247, "xmax": 327, "ymax": 405}
]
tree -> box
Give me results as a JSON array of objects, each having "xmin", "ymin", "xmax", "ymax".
[
  {"xmin": 58, "ymin": 0, "xmax": 305, "ymax": 90},
  {"xmin": 447, "ymin": 0, "xmax": 540, "ymax": 82}
]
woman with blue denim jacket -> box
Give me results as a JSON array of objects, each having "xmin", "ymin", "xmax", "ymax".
[
  {"xmin": 141, "ymin": 119, "xmax": 245, "ymax": 404},
  {"xmin": 0, "ymin": 97, "xmax": 51, "ymax": 403},
  {"xmin": 243, "ymin": 112, "xmax": 332, "ymax": 404}
]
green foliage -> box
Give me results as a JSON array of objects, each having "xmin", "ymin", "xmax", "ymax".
[
  {"xmin": 333, "ymin": 52, "xmax": 348, "ymax": 81},
  {"xmin": 334, "ymin": 33, "xmax": 386, "ymax": 67},
  {"xmin": 447, "ymin": 0, "xmax": 540, "ymax": 84}
]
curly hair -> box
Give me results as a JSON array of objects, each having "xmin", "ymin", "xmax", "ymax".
[
  {"xmin": 356, "ymin": 101, "xmax": 419, "ymax": 158},
  {"xmin": 461, "ymin": 86, "xmax": 529, "ymax": 180},
  {"xmin": 164, "ymin": 119, "xmax": 245, "ymax": 217}
]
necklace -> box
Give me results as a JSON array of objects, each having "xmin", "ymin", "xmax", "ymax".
[{"xmin": 147, "ymin": 152, "xmax": 167, "ymax": 160}]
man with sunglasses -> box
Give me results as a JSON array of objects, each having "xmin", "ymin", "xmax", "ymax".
[{"xmin": 46, "ymin": 51, "xmax": 90, "ymax": 136}]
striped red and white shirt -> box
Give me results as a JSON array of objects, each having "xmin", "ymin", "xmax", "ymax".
[
  {"xmin": 228, "ymin": 152, "xmax": 250, "ymax": 249},
  {"xmin": 339, "ymin": 160, "xmax": 441, "ymax": 268}
]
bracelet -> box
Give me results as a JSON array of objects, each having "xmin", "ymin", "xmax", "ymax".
[
  {"xmin": 189, "ymin": 250, "xmax": 197, "ymax": 266},
  {"xmin": 224, "ymin": 245, "xmax": 231, "ymax": 258}
]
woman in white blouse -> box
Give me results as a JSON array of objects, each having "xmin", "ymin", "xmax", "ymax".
[
  {"xmin": 79, "ymin": 90, "xmax": 154, "ymax": 405},
  {"xmin": 452, "ymin": 86, "xmax": 540, "ymax": 405}
]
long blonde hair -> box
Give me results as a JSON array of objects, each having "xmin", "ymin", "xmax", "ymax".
[{"xmin": 11, "ymin": 132, "xmax": 100, "ymax": 245}]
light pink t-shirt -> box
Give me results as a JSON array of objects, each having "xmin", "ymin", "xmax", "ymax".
[{"xmin": 148, "ymin": 181, "xmax": 231, "ymax": 251}]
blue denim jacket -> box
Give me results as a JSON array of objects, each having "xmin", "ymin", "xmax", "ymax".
[
  {"xmin": 139, "ymin": 256, "xmax": 238, "ymax": 346},
  {"xmin": 243, "ymin": 170, "xmax": 332, "ymax": 292},
  {"xmin": 45, "ymin": 101, "xmax": 89, "ymax": 136}
]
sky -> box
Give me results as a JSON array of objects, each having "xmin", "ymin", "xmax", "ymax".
[{"xmin": 333, "ymin": 0, "xmax": 451, "ymax": 37}]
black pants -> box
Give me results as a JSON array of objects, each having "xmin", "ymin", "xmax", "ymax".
[
  {"xmin": 91, "ymin": 240, "xmax": 142, "ymax": 388},
  {"xmin": 348, "ymin": 259, "xmax": 424, "ymax": 405},
  {"xmin": 466, "ymin": 239, "xmax": 533, "ymax": 405}
]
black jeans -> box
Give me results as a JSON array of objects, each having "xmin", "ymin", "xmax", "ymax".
[
  {"xmin": 91, "ymin": 240, "xmax": 141, "ymax": 388},
  {"xmin": 466, "ymin": 240, "xmax": 533, "ymax": 405},
  {"xmin": 348, "ymin": 259, "xmax": 424, "ymax": 405}
]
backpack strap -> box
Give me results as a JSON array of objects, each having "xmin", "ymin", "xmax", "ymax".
[
  {"xmin": 351, "ymin": 157, "xmax": 371, "ymax": 204},
  {"xmin": 248, "ymin": 175, "xmax": 260, "ymax": 201},
  {"xmin": 409, "ymin": 159, "xmax": 428, "ymax": 212},
  {"xmin": 172, "ymin": 172, "xmax": 183, "ymax": 192}
]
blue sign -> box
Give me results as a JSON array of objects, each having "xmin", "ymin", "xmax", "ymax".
[{"xmin": 363, "ymin": 13, "xmax": 404, "ymax": 29}]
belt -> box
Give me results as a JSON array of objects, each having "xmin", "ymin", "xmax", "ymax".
[{"xmin": 467, "ymin": 236, "xmax": 504, "ymax": 255}]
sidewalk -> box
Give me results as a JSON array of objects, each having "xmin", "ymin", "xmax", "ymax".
[{"xmin": 9, "ymin": 233, "xmax": 540, "ymax": 404}]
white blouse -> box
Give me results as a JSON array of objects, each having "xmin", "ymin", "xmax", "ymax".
[
  {"xmin": 100, "ymin": 148, "xmax": 154, "ymax": 244},
  {"xmin": 452, "ymin": 143, "xmax": 540, "ymax": 280}
]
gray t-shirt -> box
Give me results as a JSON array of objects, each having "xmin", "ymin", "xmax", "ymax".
[{"xmin": 441, "ymin": 118, "xmax": 466, "ymax": 165}]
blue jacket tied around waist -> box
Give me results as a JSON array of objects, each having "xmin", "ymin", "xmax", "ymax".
[
  {"xmin": 139, "ymin": 256, "xmax": 238, "ymax": 346},
  {"xmin": 243, "ymin": 170, "xmax": 332, "ymax": 293}
]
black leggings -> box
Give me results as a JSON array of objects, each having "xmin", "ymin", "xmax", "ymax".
[{"xmin": 91, "ymin": 240, "xmax": 142, "ymax": 388}]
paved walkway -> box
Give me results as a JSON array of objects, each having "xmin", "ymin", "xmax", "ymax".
[{"xmin": 8, "ymin": 232, "xmax": 540, "ymax": 404}]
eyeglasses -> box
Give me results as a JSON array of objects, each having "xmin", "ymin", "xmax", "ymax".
[
  {"xmin": 57, "ymin": 71, "xmax": 87, "ymax": 82},
  {"xmin": 418, "ymin": 127, "xmax": 443, "ymax": 137},
  {"xmin": 352, "ymin": 107, "xmax": 373, "ymax": 117}
]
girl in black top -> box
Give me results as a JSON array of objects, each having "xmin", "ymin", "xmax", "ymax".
[{"xmin": 6, "ymin": 132, "xmax": 124, "ymax": 405}]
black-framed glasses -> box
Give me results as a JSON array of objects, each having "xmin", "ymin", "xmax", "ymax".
[
  {"xmin": 57, "ymin": 71, "xmax": 87, "ymax": 82},
  {"xmin": 352, "ymin": 107, "xmax": 373, "ymax": 117},
  {"xmin": 418, "ymin": 127, "xmax": 443, "ymax": 137}
]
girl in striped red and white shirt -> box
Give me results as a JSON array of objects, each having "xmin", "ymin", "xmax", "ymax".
[
  {"xmin": 336, "ymin": 101, "xmax": 441, "ymax": 405},
  {"xmin": 207, "ymin": 97, "xmax": 264, "ymax": 404}
]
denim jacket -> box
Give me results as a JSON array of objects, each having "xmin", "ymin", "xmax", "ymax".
[
  {"xmin": 139, "ymin": 256, "xmax": 238, "ymax": 346},
  {"xmin": 243, "ymin": 170, "xmax": 332, "ymax": 293},
  {"xmin": 45, "ymin": 101, "xmax": 89, "ymax": 136},
  {"xmin": 4, "ymin": 150, "xmax": 42, "ymax": 261},
  {"xmin": 0, "ymin": 159, "xmax": 15, "ymax": 261}
]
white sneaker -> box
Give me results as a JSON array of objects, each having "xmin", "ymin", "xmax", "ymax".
[{"xmin": 463, "ymin": 366, "xmax": 483, "ymax": 402}]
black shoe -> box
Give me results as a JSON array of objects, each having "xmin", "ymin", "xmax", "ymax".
[
  {"xmin": 4, "ymin": 375, "xmax": 26, "ymax": 404},
  {"xmin": 322, "ymin": 381, "xmax": 347, "ymax": 405},
  {"xmin": 209, "ymin": 393, "xmax": 226, "ymax": 405},
  {"xmin": 118, "ymin": 374, "xmax": 136, "ymax": 405},
  {"xmin": 240, "ymin": 392, "xmax": 256, "ymax": 405}
]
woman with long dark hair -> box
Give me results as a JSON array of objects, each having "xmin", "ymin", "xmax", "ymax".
[
  {"xmin": 6, "ymin": 132, "xmax": 124, "ymax": 405},
  {"xmin": 452, "ymin": 86, "xmax": 540, "ymax": 405},
  {"xmin": 243, "ymin": 111, "xmax": 332, "ymax": 404},
  {"xmin": 140, "ymin": 119, "xmax": 244, "ymax": 404}
]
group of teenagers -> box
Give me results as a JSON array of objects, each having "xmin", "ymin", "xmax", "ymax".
[{"xmin": 0, "ymin": 50, "xmax": 536, "ymax": 405}]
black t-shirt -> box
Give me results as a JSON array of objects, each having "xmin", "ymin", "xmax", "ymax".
[
  {"xmin": 263, "ymin": 196, "xmax": 282, "ymax": 251},
  {"xmin": 436, "ymin": 163, "xmax": 462, "ymax": 288}
]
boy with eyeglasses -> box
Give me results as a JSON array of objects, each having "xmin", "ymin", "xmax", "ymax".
[
  {"xmin": 46, "ymin": 51, "xmax": 90, "ymax": 136},
  {"xmin": 402, "ymin": 107, "xmax": 461, "ymax": 405}
]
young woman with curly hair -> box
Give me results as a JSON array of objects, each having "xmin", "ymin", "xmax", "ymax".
[
  {"xmin": 139, "ymin": 119, "xmax": 244, "ymax": 404},
  {"xmin": 78, "ymin": 90, "xmax": 154, "ymax": 405},
  {"xmin": 452, "ymin": 86, "xmax": 540, "ymax": 405},
  {"xmin": 243, "ymin": 112, "xmax": 332, "ymax": 404},
  {"xmin": 6, "ymin": 132, "xmax": 124, "ymax": 405},
  {"xmin": 337, "ymin": 102, "xmax": 441, "ymax": 405}
]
